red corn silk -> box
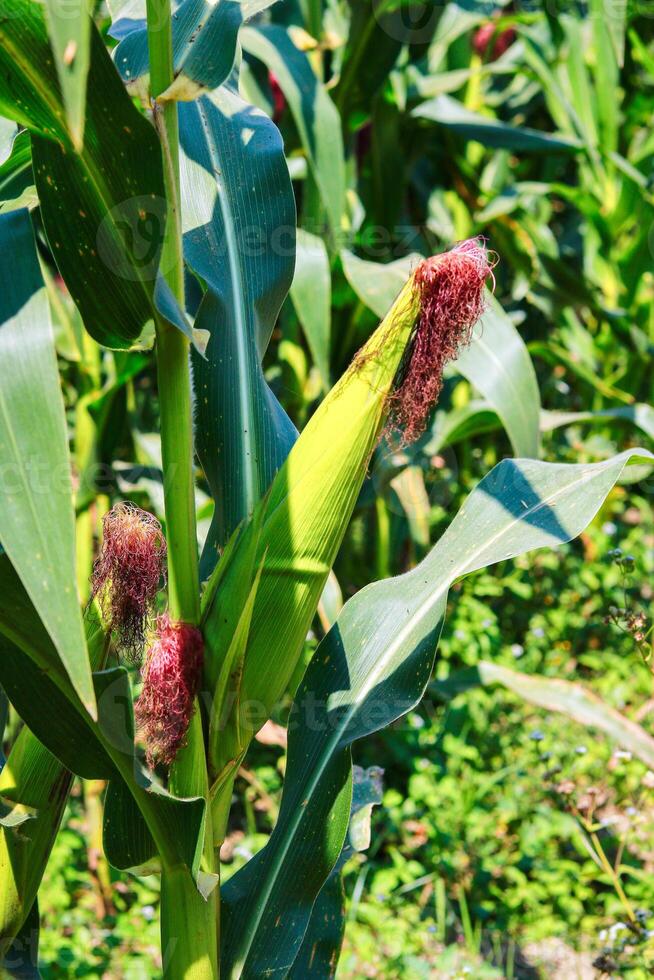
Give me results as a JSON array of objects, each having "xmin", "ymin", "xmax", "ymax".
[
  {"xmin": 388, "ymin": 238, "xmax": 496, "ymax": 445},
  {"xmin": 90, "ymin": 501, "xmax": 167, "ymax": 662},
  {"xmin": 134, "ymin": 615, "xmax": 204, "ymax": 769}
]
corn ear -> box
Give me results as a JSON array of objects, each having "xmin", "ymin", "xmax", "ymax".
[{"xmin": 203, "ymin": 276, "xmax": 419, "ymax": 775}]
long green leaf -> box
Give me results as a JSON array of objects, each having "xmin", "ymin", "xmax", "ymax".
[
  {"xmin": 432, "ymin": 662, "xmax": 654, "ymax": 768},
  {"xmin": 540, "ymin": 405, "xmax": 654, "ymax": 442},
  {"xmin": 179, "ymin": 86, "xmax": 297, "ymax": 575},
  {"xmin": 290, "ymin": 229, "xmax": 332, "ymax": 390},
  {"xmin": 221, "ymin": 448, "xmax": 652, "ymax": 977},
  {"xmin": 413, "ymin": 95, "xmax": 581, "ymax": 152},
  {"xmin": 241, "ymin": 25, "xmax": 345, "ymax": 233},
  {"xmin": 0, "ymin": 209, "xmax": 94, "ymax": 715}
]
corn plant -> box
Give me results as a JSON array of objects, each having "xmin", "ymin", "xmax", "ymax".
[{"xmin": 0, "ymin": 1, "xmax": 651, "ymax": 977}]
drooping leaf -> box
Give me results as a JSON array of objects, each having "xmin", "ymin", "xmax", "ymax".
[
  {"xmin": 413, "ymin": 95, "xmax": 581, "ymax": 152},
  {"xmin": 179, "ymin": 86, "xmax": 297, "ymax": 576},
  {"xmin": 432, "ymin": 662, "xmax": 654, "ymax": 768},
  {"xmin": 43, "ymin": 0, "xmax": 91, "ymax": 149},
  {"xmin": 0, "ymin": 209, "xmax": 94, "ymax": 715},
  {"xmin": 241, "ymin": 25, "xmax": 345, "ymax": 233},
  {"xmin": 540, "ymin": 404, "xmax": 654, "ymax": 442},
  {"xmin": 426, "ymin": 401, "xmax": 502, "ymax": 454},
  {"xmin": 341, "ymin": 250, "xmax": 541, "ymax": 456},
  {"xmin": 290, "ymin": 228, "xmax": 331, "ymax": 390},
  {"xmin": 221, "ymin": 448, "xmax": 652, "ymax": 977}
]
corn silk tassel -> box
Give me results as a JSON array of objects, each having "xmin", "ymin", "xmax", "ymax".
[
  {"xmin": 90, "ymin": 502, "xmax": 167, "ymax": 662},
  {"xmin": 203, "ymin": 237, "xmax": 495, "ymax": 778}
]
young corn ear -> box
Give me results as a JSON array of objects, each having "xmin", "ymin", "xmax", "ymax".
[{"xmin": 203, "ymin": 239, "xmax": 493, "ymax": 778}]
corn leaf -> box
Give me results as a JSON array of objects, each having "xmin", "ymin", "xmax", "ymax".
[
  {"xmin": 43, "ymin": 0, "xmax": 91, "ymax": 149},
  {"xmin": 432, "ymin": 662, "xmax": 654, "ymax": 768},
  {"xmin": 290, "ymin": 229, "xmax": 332, "ymax": 391},
  {"xmin": 540, "ymin": 405, "xmax": 654, "ymax": 442},
  {"xmin": 0, "ymin": 209, "xmax": 94, "ymax": 715},
  {"xmin": 241, "ymin": 25, "xmax": 345, "ymax": 233},
  {"xmin": 221, "ymin": 448, "xmax": 652, "ymax": 977},
  {"xmin": 413, "ymin": 95, "xmax": 582, "ymax": 152},
  {"xmin": 179, "ymin": 86, "xmax": 297, "ymax": 575}
]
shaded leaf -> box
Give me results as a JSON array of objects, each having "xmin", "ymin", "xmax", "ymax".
[{"xmin": 413, "ymin": 95, "xmax": 581, "ymax": 152}]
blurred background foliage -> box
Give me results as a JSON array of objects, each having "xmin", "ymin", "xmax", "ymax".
[{"xmin": 2, "ymin": 0, "xmax": 653, "ymax": 975}]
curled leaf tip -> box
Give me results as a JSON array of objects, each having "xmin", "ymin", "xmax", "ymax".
[
  {"xmin": 388, "ymin": 237, "xmax": 496, "ymax": 444},
  {"xmin": 90, "ymin": 501, "xmax": 167, "ymax": 662},
  {"xmin": 135, "ymin": 614, "xmax": 204, "ymax": 769}
]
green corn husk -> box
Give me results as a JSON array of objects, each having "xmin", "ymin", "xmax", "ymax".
[{"xmin": 203, "ymin": 275, "xmax": 421, "ymax": 779}]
